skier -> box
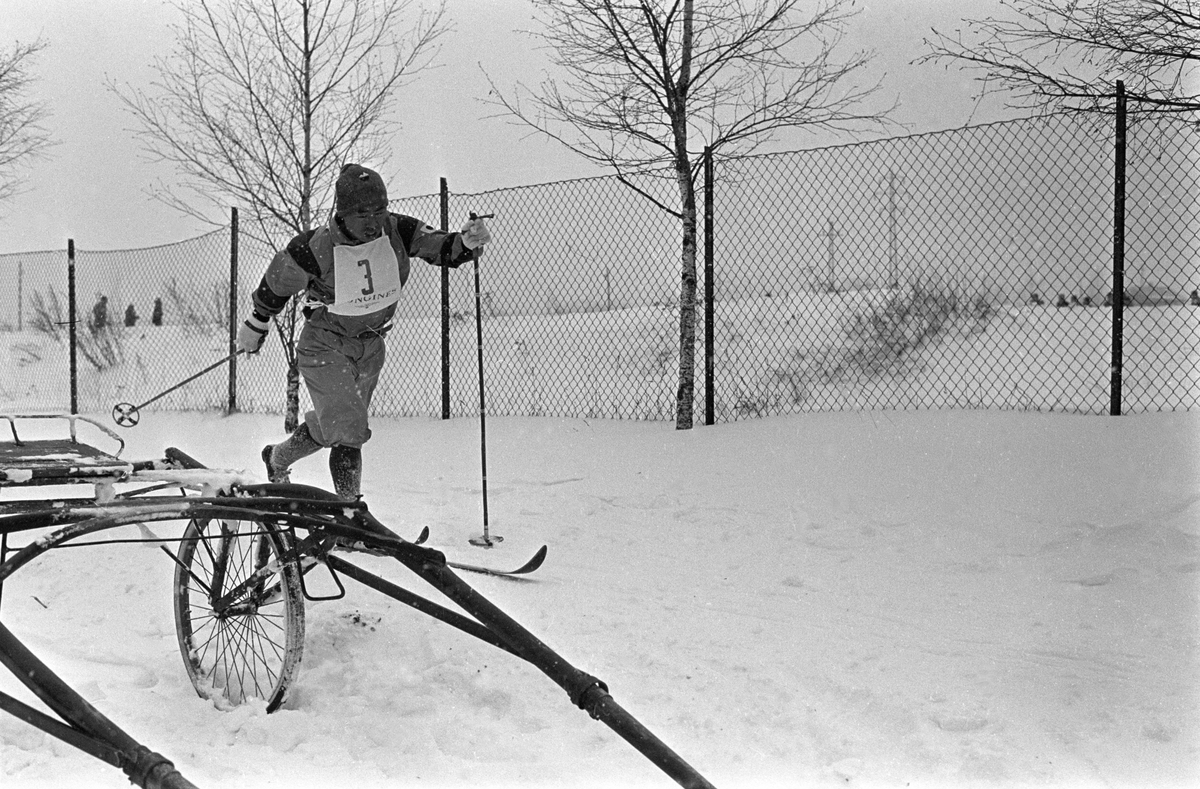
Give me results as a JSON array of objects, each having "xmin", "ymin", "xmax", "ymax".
[
  {"xmin": 236, "ymin": 163, "xmax": 491, "ymax": 500},
  {"xmin": 124, "ymin": 303, "xmax": 138, "ymax": 327},
  {"xmin": 151, "ymin": 298, "xmax": 163, "ymax": 326}
]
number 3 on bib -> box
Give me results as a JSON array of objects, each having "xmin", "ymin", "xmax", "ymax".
[
  {"xmin": 358, "ymin": 259, "xmax": 375, "ymax": 296},
  {"xmin": 329, "ymin": 236, "xmax": 403, "ymax": 316}
]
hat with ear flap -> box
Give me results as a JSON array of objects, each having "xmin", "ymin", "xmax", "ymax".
[{"xmin": 335, "ymin": 164, "xmax": 388, "ymax": 215}]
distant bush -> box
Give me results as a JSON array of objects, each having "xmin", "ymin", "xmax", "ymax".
[
  {"xmin": 29, "ymin": 288, "xmax": 67, "ymax": 343},
  {"xmin": 26, "ymin": 286, "xmax": 127, "ymax": 371},
  {"xmin": 12, "ymin": 343, "xmax": 43, "ymax": 366},
  {"xmin": 629, "ymin": 314, "xmax": 678, "ymax": 380},
  {"xmin": 751, "ymin": 283, "xmax": 993, "ymax": 410},
  {"xmin": 165, "ymin": 277, "xmax": 229, "ymax": 335},
  {"xmin": 77, "ymin": 325, "xmax": 126, "ymax": 371},
  {"xmin": 845, "ymin": 283, "xmax": 958, "ymax": 363}
]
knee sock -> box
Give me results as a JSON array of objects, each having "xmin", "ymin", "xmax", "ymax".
[
  {"xmin": 329, "ymin": 445, "xmax": 362, "ymax": 500},
  {"xmin": 271, "ymin": 422, "xmax": 322, "ymax": 472}
]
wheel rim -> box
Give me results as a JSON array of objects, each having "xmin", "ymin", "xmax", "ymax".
[{"xmin": 174, "ymin": 517, "xmax": 304, "ymax": 711}]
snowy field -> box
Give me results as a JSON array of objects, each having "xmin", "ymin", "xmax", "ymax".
[
  {"xmin": 4, "ymin": 289, "xmax": 1198, "ymax": 420},
  {"xmin": 0, "ymin": 406, "xmax": 1197, "ymax": 789}
]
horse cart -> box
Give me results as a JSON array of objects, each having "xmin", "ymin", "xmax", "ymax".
[{"xmin": 0, "ymin": 414, "xmax": 714, "ymax": 788}]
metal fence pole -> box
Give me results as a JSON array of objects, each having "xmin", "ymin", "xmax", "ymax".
[
  {"xmin": 703, "ymin": 146, "xmax": 715, "ymax": 426},
  {"xmin": 228, "ymin": 206, "xmax": 239, "ymax": 414},
  {"xmin": 1110, "ymin": 81, "xmax": 1126, "ymax": 416},
  {"xmin": 68, "ymin": 239, "xmax": 77, "ymax": 415},
  {"xmin": 440, "ymin": 178, "xmax": 451, "ymax": 420}
]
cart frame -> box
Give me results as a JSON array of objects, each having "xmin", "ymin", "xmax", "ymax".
[{"xmin": 0, "ymin": 415, "xmax": 714, "ymax": 789}]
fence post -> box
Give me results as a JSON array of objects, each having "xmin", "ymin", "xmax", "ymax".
[
  {"xmin": 1110, "ymin": 81, "xmax": 1126, "ymax": 416},
  {"xmin": 703, "ymin": 146, "xmax": 715, "ymax": 426},
  {"xmin": 68, "ymin": 239, "xmax": 77, "ymax": 415},
  {"xmin": 228, "ymin": 207, "xmax": 239, "ymax": 414},
  {"xmin": 440, "ymin": 178, "xmax": 451, "ymax": 419}
]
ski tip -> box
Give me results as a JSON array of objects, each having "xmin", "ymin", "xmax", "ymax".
[
  {"xmin": 516, "ymin": 544, "xmax": 548, "ymax": 574},
  {"xmin": 415, "ymin": 526, "xmax": 430, "ymax": 545},
  {"xmin": 446, "ymin": 544, "xmax": 549, "ymax": 579}
]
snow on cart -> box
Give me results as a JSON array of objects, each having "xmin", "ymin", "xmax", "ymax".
[{"xmin": 0, "ymin": 414, "xmax": 715, "ymax": 789}]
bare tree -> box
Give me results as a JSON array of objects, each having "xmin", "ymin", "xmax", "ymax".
[
  {"xmin": 110, "ymin": 0, "xmax": 448, "ymax": 429},
  {"xmin": 922, "ymin": 0, "xmax": 1200, "ymax": 117},
  {"xmin": 487, "ymin": 0, "xmax": 890, "ymax": 429},
  {"xmin": 0, "ymin": 39, "xmax": 54, "ymax": 210}
]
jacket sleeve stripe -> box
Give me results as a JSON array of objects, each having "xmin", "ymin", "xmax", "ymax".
[{"xmin": 252, "ymin": 279, "xmax": 292, "ymax": 316}]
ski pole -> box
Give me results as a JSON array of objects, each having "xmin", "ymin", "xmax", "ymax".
[
  {"xmin": 112, "ymin": 350, "xmax": 244, "ymax": 427},
  {"xmin": 466, "ymin": 212, "xmax": 502, "ymax": 548}
]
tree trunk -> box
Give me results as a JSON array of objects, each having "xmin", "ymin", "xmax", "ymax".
[
  {"xmin": 674, "ymin": 0, "xmax": 697, "ymax": 431},
  {"xmin": 283, "ymin": 300, "xmax": 301, "ymax": 433},
  {"xmin": 287, "ymin": 0, "xmax": 313, "ymax": 436},
  {"xmin": 284, "ymin": 366, "xmax": 301, "ymax": 433},
  {"xmin": 675, "ymin": 178, "xmax": 698, "ymax": 430}
]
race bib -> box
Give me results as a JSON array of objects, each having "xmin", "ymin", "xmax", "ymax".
[{"xmin": 328, "ymin": 235, "xmax": 403, "ymax": 316}]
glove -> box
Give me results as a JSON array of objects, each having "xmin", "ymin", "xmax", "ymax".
[
  {"xmin": 460, "ymin": 216, "xmax": 492, "ymax": 250},
  {"xmin": 237, "ymin": 313, "xmax": 270, "ymax": 354}
]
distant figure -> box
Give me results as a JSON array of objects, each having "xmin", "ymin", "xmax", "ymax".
[
  {"xmin": 91, "ymin": 295, "xmax": 109, "ymax": 332},
  {"xmin": 1070, "ymin": 295, "xmax": 1081, "ymax": 307},
  {"xmin": 151, "ymin": 297, "xmax": 164, "ymax": 326},
  {"xmin": 1103, "ymin": 291, "xmax": 1113, "ymax": 307},
  {"xmin": 124, "ymin": 303, "xmax": 138, "ymax": 327},
  {"xmin": 1029, "ymin": 291, "xmax": 1044, "ymax": 306},
  {"xmin": 1055, "ymin": 294, "xmax": 1069, "ymax": 308},
  {"xmin": 1190, "ymin": 289, "xmax": 1200, "ymax": 307},
  {"xmin": 1081, "ymin": 296, "xmax": 1093, "ymax": 307}
]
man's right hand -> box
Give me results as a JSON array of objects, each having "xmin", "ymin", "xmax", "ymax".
[
  {"xmin": 237, "ymin": 313, "xmax": 270, "ymax": 354},
  {"xmin": 460, "ymin": 216, "xmax": 492, "ymax": 250}
]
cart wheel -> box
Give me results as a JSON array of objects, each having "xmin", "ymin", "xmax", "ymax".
[{"xmin": 173, "ymin": 517, "xmax": 305, "ymax": 712}]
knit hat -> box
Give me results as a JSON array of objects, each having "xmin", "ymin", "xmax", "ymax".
[{"xmin": 335, "ymin": 164, "xmax": 388, "ymax": 215}]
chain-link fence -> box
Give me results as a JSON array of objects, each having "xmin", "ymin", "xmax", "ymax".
[
  {"xmin": 230, "ymin": 177, "xmax": 684, "ymax": 422},
  {"xmin": 441, "ymin": 175, "xmax": 683, "ymax": 420},
  {"xmin": 0, "ymin": 230, "xmax": 236, "ymax": 415},
  {"xmin": 709, "ymin": 111, "xmax": 1198, "ymax": 418},
  {"xmin": 1, "ymin": 109, "xmax": 1195, "ymax": 423},
  {"xmin": 0, "ymin": 249, "xmax": 62, "ymax": 408},
  {"xmin": 1120, "ymin": 115, "xmax": 1200, "ymax": 412}
]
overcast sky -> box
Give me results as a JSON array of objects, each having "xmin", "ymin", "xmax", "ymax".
[{"xmin": 0, "ymin": 0, "xmax": 1018, "ymax": 255}]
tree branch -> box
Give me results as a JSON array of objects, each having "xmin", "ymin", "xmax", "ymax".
[{"xmin": 920, "ymin": 0, "xmax": 1200, "ymax": 116}]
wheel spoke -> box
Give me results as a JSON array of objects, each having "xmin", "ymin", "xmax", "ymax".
[{"xmin": 173, "ymin": 517, "xmax": 304, "ymax": 711}]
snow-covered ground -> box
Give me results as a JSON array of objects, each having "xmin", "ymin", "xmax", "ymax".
[{"xmin": 1, "ymin": 407, "xmax": 1197, "ymax": 788}]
